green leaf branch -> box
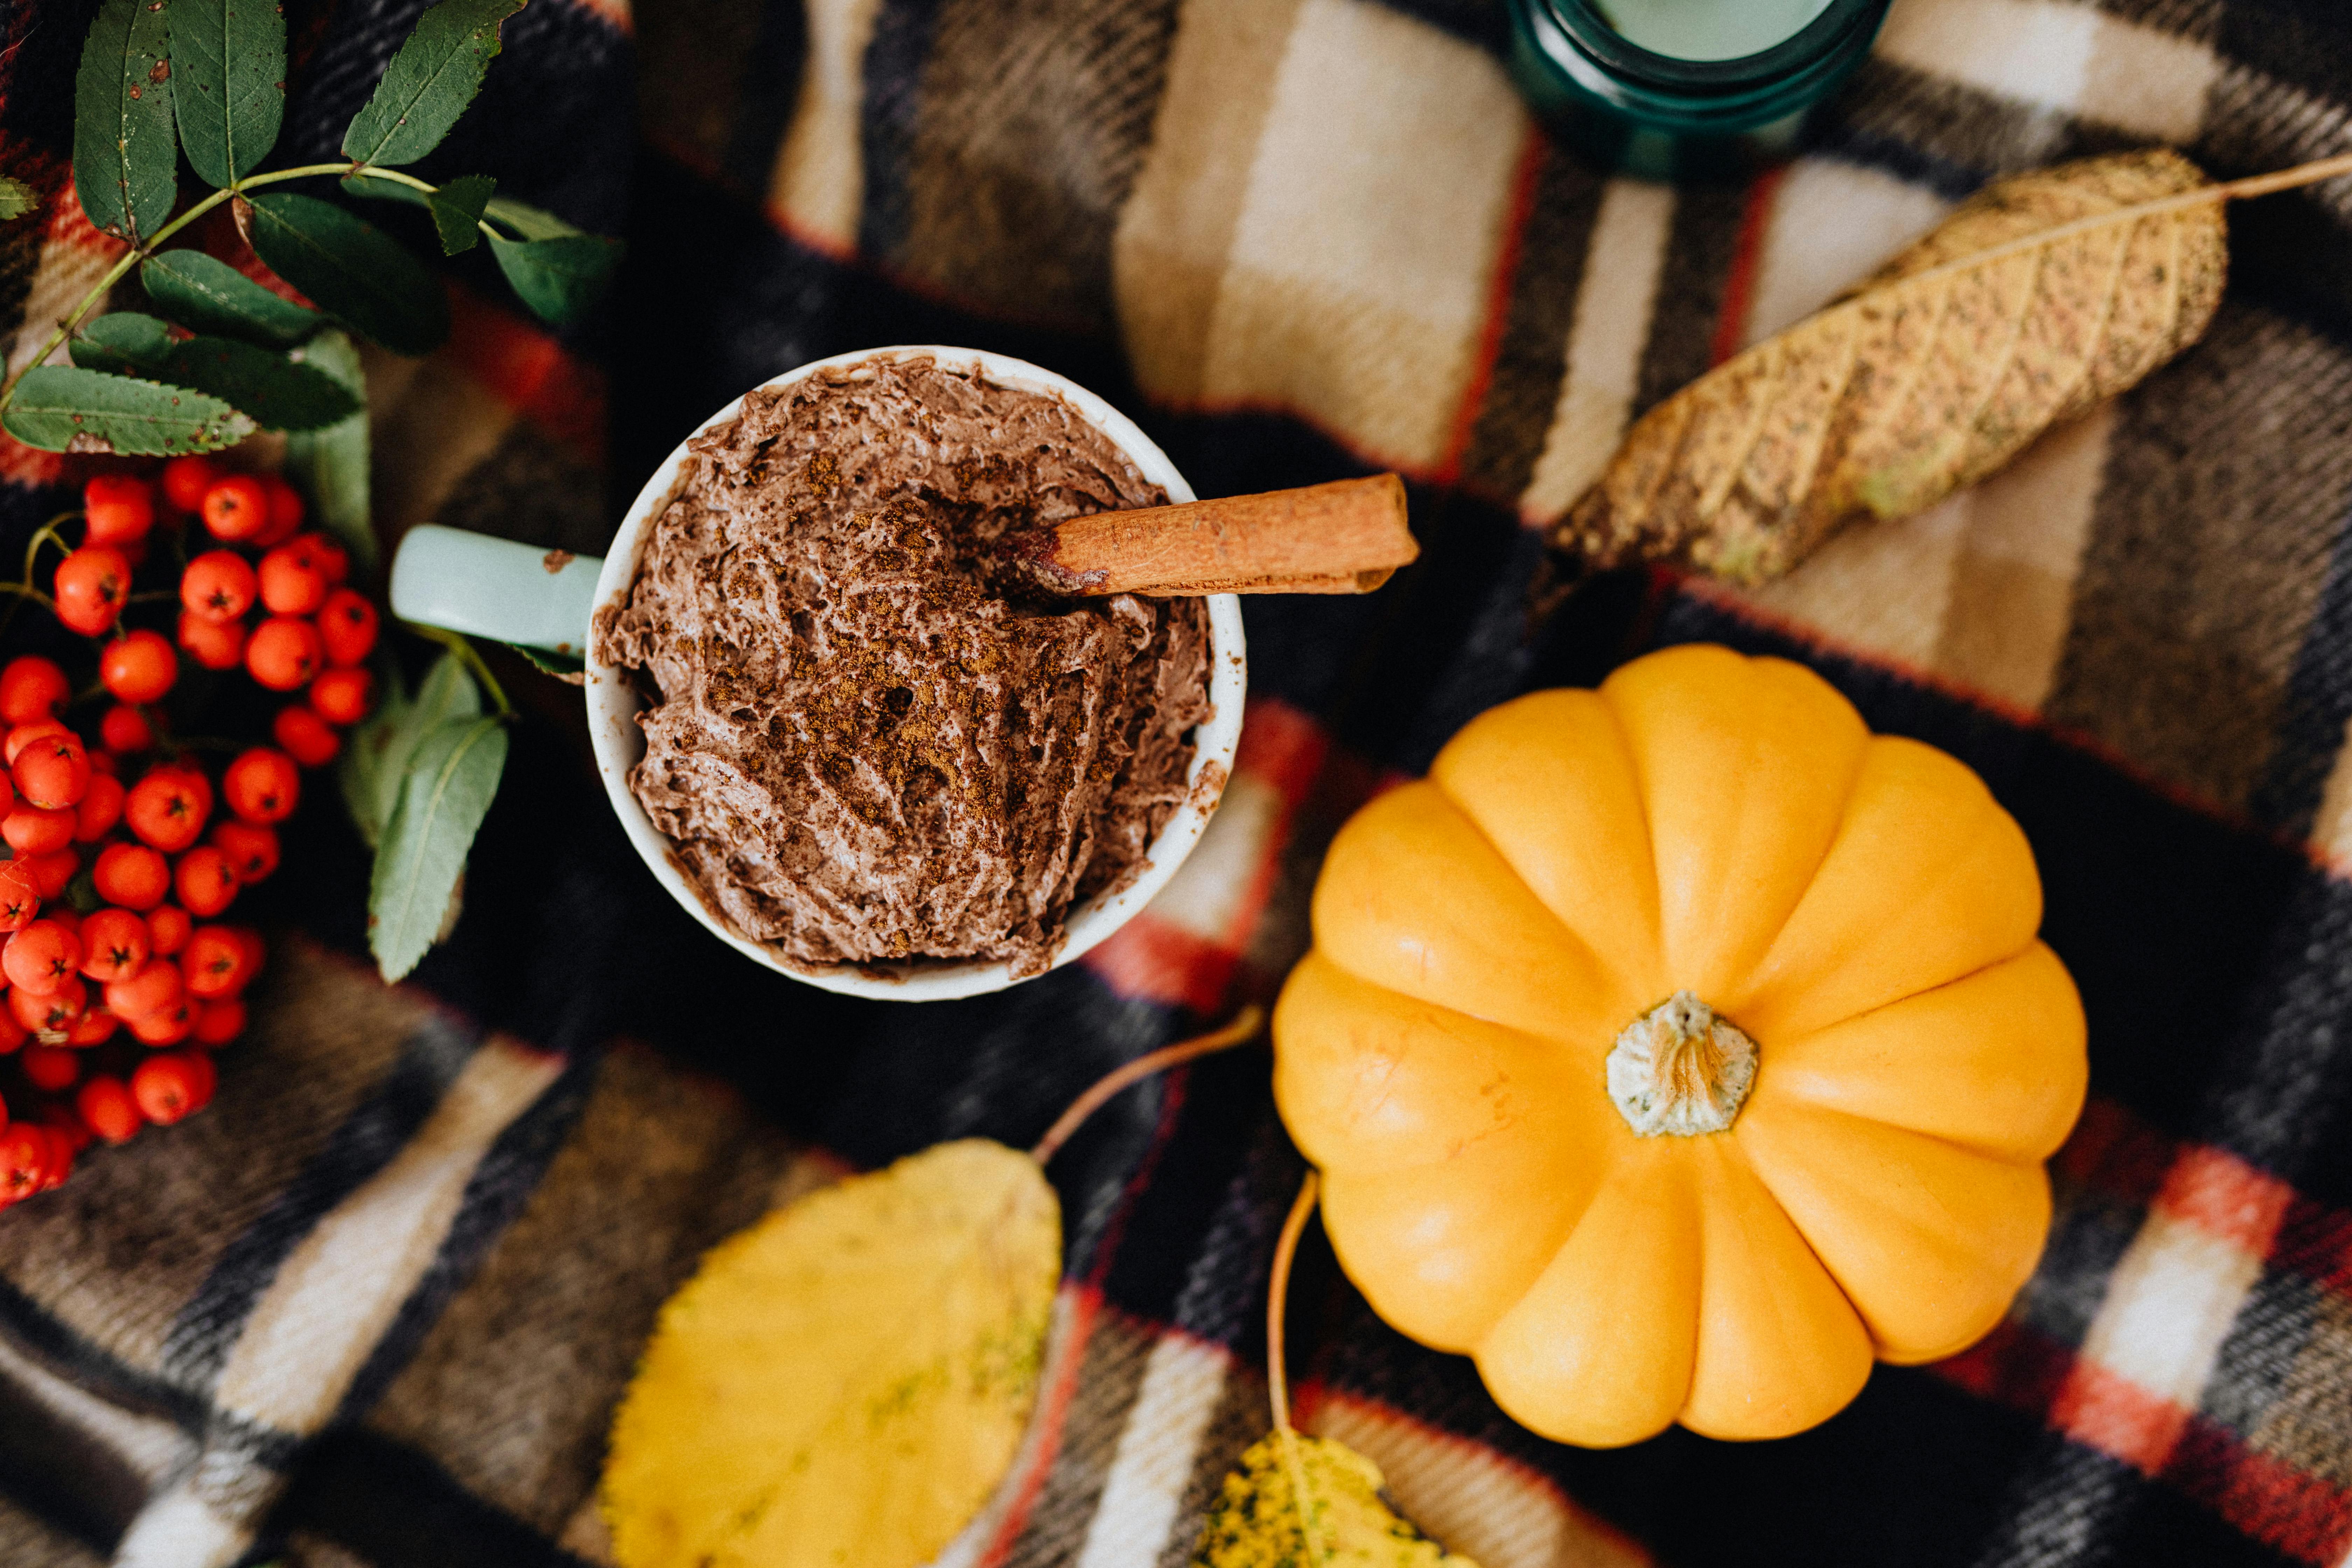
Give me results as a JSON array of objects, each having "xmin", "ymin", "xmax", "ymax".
[
  {"xmin": 0, "ymin": 0, "xmax": 601, "ymax": 985},
  {"xmin": 1, "ymin": 0, "xmax": 623, "ymax": 456}
]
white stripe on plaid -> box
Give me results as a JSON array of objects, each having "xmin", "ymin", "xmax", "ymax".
[
  {"xmin": 1519, "ymin": 178, "xmax": 1676, "ymax": 525},
  {"xmin": 1876, "ymin": 0, "xmax": 2219, "ymax": 140},
  {"xmin": 1072, "ymin": 1333, "xmax": 1230, "ymax": 1568},
  {"xmin": 765, "ymin": 0, "xmax": 885, "ymax": 253}
]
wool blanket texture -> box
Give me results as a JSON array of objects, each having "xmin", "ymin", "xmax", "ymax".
[{"xmin": 3, "ymin": 0, "xmax": 2352, "ymax": 1563}]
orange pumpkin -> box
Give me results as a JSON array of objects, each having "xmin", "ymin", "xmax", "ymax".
[{"xmin": 1272, "ymin": 644, "xmax": 2086, "ymax": 1445}]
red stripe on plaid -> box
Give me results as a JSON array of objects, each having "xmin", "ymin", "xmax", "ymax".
[
  {"xmin": 2052, "ymin": 1356, "xmax": 2194, "ymax": 1476},
  {"xmin": 1232, "ymin": 696, "xmax": 1332, "ymax": 806},
  {"xmin": 2158, "ymin": 1143, "xmax": 2296, "ymax": 1255},
  {"xmin": 2169, "ymin": 1420, "xmax": 2352, "ymax": 1567},
  {"xmin": 1085, "ymin": 909, "xmax": 1241, "ymax": 1014},
  {"xmin": 1709, "ymin": 163, "xmax": 1788, "ymax": 368}
]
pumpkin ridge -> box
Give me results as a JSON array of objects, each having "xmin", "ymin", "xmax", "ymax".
[
  {"xmin": 1600, "ymin": 649, "xmax": 1873, "ymax": 997},
  {"xmin": 1426, "ymin": 756, "xmax": 1660, "ymax": 1020},
  {"xmin": 1736, "ymin": 941, "xmax": 2087, "ymax": 1162}
]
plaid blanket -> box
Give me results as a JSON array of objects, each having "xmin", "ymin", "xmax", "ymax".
[{"xmin": 3, "ymin": 0, "xmax": 2352, "ymax": 1563}]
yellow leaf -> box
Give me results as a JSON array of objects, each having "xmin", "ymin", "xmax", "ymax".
[
  {"xmin": 1546, "ymin": 148, "xmax": 2228, "ymax": 587},
  {"xmin": 601, "ymin": 1139, "xmax": 1060, "ymax": 1568},
  {"xmin": 1192, "ymin": 1429, "xmax": 1483, "ymax": 1568}
]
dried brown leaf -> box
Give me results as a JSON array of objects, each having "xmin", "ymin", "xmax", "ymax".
[{"xmin": 1545, "ymin": 148, "xmax": 2228, "ymax": 586}]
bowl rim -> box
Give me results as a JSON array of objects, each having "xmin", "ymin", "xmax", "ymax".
[{"xmin": 584, "ymin": 345, "xmax": 1247, "ymax": 1001}]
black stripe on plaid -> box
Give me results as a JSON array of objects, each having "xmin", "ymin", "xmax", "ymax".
[
  {"xmin": 267, "ymin": 1426, "xmax": 595, "ymax": 1568},
  {"xmin": 160, "ymin": 1014, "xmax": 484, "ymax": 1392},
  {"xmin": 331, "ymin": 1051, "xmax": 604, "ymax": 1427}
]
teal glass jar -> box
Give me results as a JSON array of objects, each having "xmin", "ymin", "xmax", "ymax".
[{"xmin": 1505, "ymin": 0, "xmax": 1892, "ymax": 180}]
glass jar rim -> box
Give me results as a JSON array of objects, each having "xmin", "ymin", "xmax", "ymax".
[{"xmin": 1538, "ymin": 0, "xmax": 1886, "ymax": 92}]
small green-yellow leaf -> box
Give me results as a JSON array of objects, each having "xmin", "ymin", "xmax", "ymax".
[
  {"xmin": 1193, "ymin": 1431, "xmax": 1482, "ymax": 1568},
  {"xmin": 602, "ymin": 1138, "xmax": 1061, "ymax": 1568},
  {"xmin": 0, "ymin": 177, "xmax": 38, "ymax": 222}
]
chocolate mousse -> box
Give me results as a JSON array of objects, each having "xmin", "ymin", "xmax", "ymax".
[{"xmin": 592, "ymin": 357, "xmax": 1213, "ymax": 977}]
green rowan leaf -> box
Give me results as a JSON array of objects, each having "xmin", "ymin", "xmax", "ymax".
[
  {"xmin": 1, "ymin": 366, "xmax": 253, "ymax": 455},
  {"xmin": 158, "ymin": 336, "xmax": 359, "ymax": 432},
  {"xmin": 141, "ymin": 249, "xmax": 323, "ymax": 348},
  {"xmin": 74, "ymin": 0, "xmax": 177, "ymax": 243},
  {"xmin": 244, "ymin": 192, "xmax": 449, "ymax": 356},
  {"xmin": 343, "ymin": 651, "xmax": 476, "ymax": 849},
  {"xmin": 0, "ymin": 177, "xmax": 38, "ymax": 222},
  {"xmin": 343, "ymin": 171, "xmax": 495, "ymax": 255},
  {"xmin": 370, "ymin": 713, "xmax": 507, "ymax": 982},
  {"xmin": 284, "ymin": 330, "xmax": 375, "ymax": 571},
  {"xmin": 487, "ymin": 231, "xmax": 622, "ymax": 325},
  {"xmin": 501, "ymin": 640, "xmax": 584, "ymax": 678},
  {"xmin": 170, "ymin": 0, "xmax": 286, "ymax": 186},
  {"xmin": 341, "ymin": 0, "xmax": 526, "ymax": 168},
  {"xmin": 69, "ymin": 312, "xmax": 175, "ymax": 375}
]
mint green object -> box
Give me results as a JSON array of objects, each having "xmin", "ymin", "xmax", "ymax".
[
  {"xmin": 1593, "ymin": 0, "xmax": 1830, "ymax": 61},
  {"xmin": 387, "ymin": 524, "xmax": 602, "ymax": 655}
]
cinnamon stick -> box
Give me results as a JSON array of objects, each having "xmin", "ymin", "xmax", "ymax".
[{"xmin": 1009, "ymin": 474, "xmax": 1417, "ymax": 596}]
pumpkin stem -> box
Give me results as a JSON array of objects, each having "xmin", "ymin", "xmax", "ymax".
[{"xmin": 1606, "ymin": 992, "xmax": 1758, "ymax": 1136}]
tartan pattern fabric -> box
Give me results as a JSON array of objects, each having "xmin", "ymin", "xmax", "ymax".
[{"xmin": 0, "ymin": 0, "xmax": 2350, "ymax": 1563}]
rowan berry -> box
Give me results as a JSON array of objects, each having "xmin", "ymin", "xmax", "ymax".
[
  {"xmin": 310, "ymin": 666, "xmax": 372, "ymax": 726},
  {"xmin": 174, "ymin": 847, "xmax": 238, "ymax": 918},
  {"xmin": 192, "ymin": 997, "xmax": 244, "ymax": 1046},
  {"xmin": 100, "ymin": 630, "xmax": 177, "ymax": 706},
  {"xmin": 317, "ymin": 592, "xmax": 380, "ymax": 671},
  {"xmin": 147, "ymin": 904, "xmax": 191, "ymax": 957},
  {"xmin": 273, "ymin": 705, "xmax": 339, "ymax": 767},
  {"xmin": 223, "ymin": 748, "xmax": 298, "ymax": 824},
  {"xmin": 125, "ymin": 771, "xmax": 207, "ymax": 853},
  {"xmin": 37, "ymin": 1104, "xmax": 85, "ymax": 1154},
  {"xmin": 3, "ymin": 721, "xmax": 67, "ymax": 770},
  {"xmin": 66, "ymin": 1006, "xmax": 117, "ymax": 1046},
  {"xmin": 77, "ymin": 908, "xmax": 148, "ymax": 983},
  {"xmin": 99, "ymin": 704, "xmax": 153, "ymax": 755},
  {"xmin": 52, "ymin": 545, "xmax": 132, "ymax": 636},
  {"xmin": 127, "ymin": 1001, "xmax": 192, "ymax": 1048},
  {"xmin": 255, "ymin": 476, "xmax": 304, "ymax": 547},
  {"xmin": 0, "ymin": 861, "xmax": 39, "ymax": 932},
  {"xmin": 134, "ymin": 1051, "xmax": 211, "ymax": 1123},
  {"xmin": 26, "ymin": 851, "xmax": 76, "ymax": 901},
  {"xmin": 43, "ymin": 906, "xmax": 77, "ymax": 938},
  {"xmin": 245, "ymin": 615, "xmax": 322, "ymax": 691},
  {"xmin": 1, "ymin": 807, "xmax": 73, "ymax": 856},
  {"xmin": 258, "ymin": 539, "xmax": 329, "ymax": 616},
  {"xmin": 74, "ymin": 774, "xmax": 125, "ymax": 843},
  {"xmin": 210, "ymin": 820, "xmax": 278, "ymax": 882},
  {"xmin": 31, "ymin": 1122, "xmax": 74, "ymax": 1189},
  {"xmin": 310, "ymin": 534, "xmax": 350, "ymax": 586},
  {"xmin": 21, "ymin": 1046, "xmax": 76, "ymax": 1092},
  {"xmin": 10, "ymin": 976, "xmax": 85, "ymax": 1033},
  {"xmin": 82, "ymin": 474, "xmax": 154, "ymax": 547},
  {"xmin": 105, "ymin": 958, "xmax": 181, "ymax": 1020},
  {"xmin": 93, "ymin": 842, "xmax": 168, "ymax": 911},
  {"xmin": 154, "ymin": 761, "xmax": 211, "ymax": 823},
  {"xmin": 180, "ymin": 550, "xmax": 257, "ymax": 623},
  {"xmin": 12, "ymin": 731, "xmax": 88, "ymax": 811},
  {"xmin": 178, "ymin": 609, "xmax": 248, "ymax": 672},
  {"xmin": 182, "ymin": 926, "xmax": 251, "ymax": 998},
  {"xmin": 201, "ymin": 475, "xmax": 271, "ymax": 542},
  {"xmin": 160, "ymin": 455, "xmax": 219, "ymax": 512},
  {"xmin": 85, "ymin": 748, "xmax": 116, "ymax": 778},
  {"xmin": 76, "ymin": 1075, "xmax": 141, "ymax": 1144},
  {"xmin": 0, "ymin": 1124, "xmax": 48, "ymax": 1203},
  {"xmin": 0, "ymin": 658, "xmax": 66, "ymax": 727},
  {"xmin": 3, "ymin": 920, "xmax": 79, "ymax": 995}
]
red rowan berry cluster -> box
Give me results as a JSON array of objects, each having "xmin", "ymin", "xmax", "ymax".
[{"xmin": 0, "ymin": 457, "xmax": 378, "ymax": 1202}]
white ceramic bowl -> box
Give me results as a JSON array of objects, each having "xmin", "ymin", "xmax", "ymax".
[{"xmin": 584, "ymin": 346, "xmax": 1245, "ymax": 1000}]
